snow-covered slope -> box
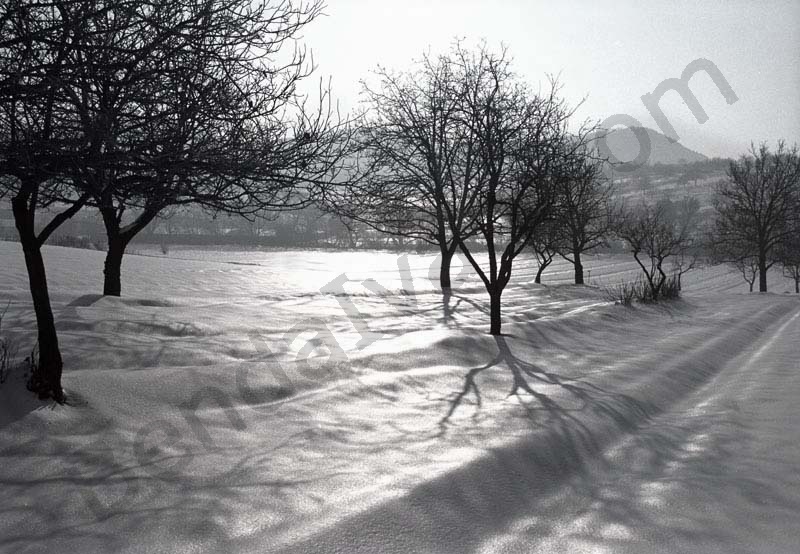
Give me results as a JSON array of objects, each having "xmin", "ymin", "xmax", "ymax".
[{"xmin": 0, "ymin": 241, "xmax": 798, "ymax": 553}]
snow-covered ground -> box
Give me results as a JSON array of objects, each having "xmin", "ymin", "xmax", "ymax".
[{"xmin": 0, "ymin": 240, "xmax": 798, "ymax": 553}]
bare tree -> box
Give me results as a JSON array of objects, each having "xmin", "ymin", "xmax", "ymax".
[
  {"xmin": 327, "ymin": 47, "xmax": 479, "ymax": 289},
  {"xmin": 710, "ymin": 235, "xmax": 760, "ymax": 292},
  {"xmin": 712, "ymin": 142, "xmax": 800, "ymax": 292},
  {"xmin": 664, "ymin": 196, "xmax": 703, "ymax": 290},
  {"xmin": 0, "ymin": 0, "xmax": 94, "ymax": 400},
  {"xmin": 616, "ymin": 199, "xmax": 699, "ymax": 301},
  {"xmin": 554, "ymin": 145, "xmax": 614, "ymax": 284},
  {"xmin": 0, "ymin": 0, "xmax": 347, "ymax": 399},
  {"xmin": 530, "ymin": 219, "xmax": 562, "ymax": 284},
  {"xmin": 59, "ymin": 0, "xmax": 348, "ymax": 296},
  {"xmin": 735, "ymin": 255, "xmax": 761, "ymax": 293},
  {"xmin": 440, "ymin": 45, "xmax": 581, "ymax": 335}
]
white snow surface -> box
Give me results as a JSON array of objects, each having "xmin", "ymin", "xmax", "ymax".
[{"xmin": 1, "ymin": 240, "xmax": 799, "ymax": 553}]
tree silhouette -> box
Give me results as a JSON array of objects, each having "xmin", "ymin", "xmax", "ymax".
[
  {"xmin": 1, "ymin": 0, "xmax": 96, "ymax": 400},
  {"xmin": 1, "ymin": 0, "xmax": 349, "ymax": 398},
  {"xmin": 553, "ymin": 145, "xmax": 614, "ymax": 284},
  {"xmin": 439, "ymin": 45, "xmax": 588, "ymax": 335},
  {"xmin": 327, "ymin": 48, "xmax": 480, "ymax": 290},
  {"xmin": 59, "ymin": 0, "xmax": 348, "ymax": 296},
  {"xmin": 617, "ymin": 199, "xmax": 699, "ymax": 301},
  {"xmin": 712, "ymin": 143, "xmax": 800, "ymax": 292}
]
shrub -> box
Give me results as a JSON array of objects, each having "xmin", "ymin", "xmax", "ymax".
[
  {"xmin": 659, "ymin": 274, "xmax": 681, "ymax": 300},
  {"xmin": 603, "ymin": 280, "xmax": 637, "ymax": 307},
  {"xmin": 604, "ymin": 275, "xmax": 681, "ymax": 306}
]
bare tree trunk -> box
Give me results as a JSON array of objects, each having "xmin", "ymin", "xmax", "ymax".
[
  {"xmin": 100, "ymin": 206, "xmax": 159, "ymax": 296},
  {"xmin": 573, "ymin": 249, "xmax": 584, "ymax": 285},
  {"xmin": 758, "ymin": 251, "xmax": 768, "ymax": 292},
  {"xmin": 489, "ymin": 289, "xmax": 502, "ymax": 335},
  {"xmin": 439, "ymin": 248, "xmax": 452, "ymax": 289},
  {"xmin": 535, "ymin": 259, "xmax": 550, "ymax": 284},
  {"xmin": 749, "ymin": 281, "xmax": 754, "ymax": 293},
  {"xmin": 11, "ymin": 195, "xmax": 64, "ymax": 401},
  {"xmin": 439, "ymin": 243, "xmax": 457, "ymax": 290},
  {"xmin": 103, "ymin": 233, "xmax": 127, "ymax": 296}
]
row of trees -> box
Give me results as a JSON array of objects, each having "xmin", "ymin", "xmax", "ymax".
[
  {"xmin": 583, "ymin": 143, "xmax": 800, "ymax": 298},
  {"xmin": 326, "ymin": 43, "xmax": 615, "ymax": 334},
  {"xmin": 2, "ymin": 1, "xmax": 797, "ymax": 401},
  {"xmin": 592, "ymin": 142, "xmax": 799, "ymax": 301},
  {"xmin": 327, "ymin": 37, "xmax": 798, "ymax": 325},
  {"xmin": 1, "ymin": 0, "xmax": 350, "ymax": 400}
]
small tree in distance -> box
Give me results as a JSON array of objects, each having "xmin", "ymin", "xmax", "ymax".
[
  {"xmin": 616, "ymin": 199, "xmax": 699, "ymax": 301},
  {"xmin": 709, "ymin": 224, "xmax": 760, "ymax": 292},
  {"xmin": 327, "ymin": 48, "xmax": 480, "ymax": 290},
  {"xmin": 733, "ymin": 254, "xmax": 760, "ymax": 293},
  {"xmin": 530, "ymin": 220, "xmax": 562, "ymax": 284},
  {"xmin": 553, "ymin": 143, "xmax": 615, "ymax": 285},
  {"xmin": 664, "ymin": 197, "xmax": 703, "ymax": 290}
]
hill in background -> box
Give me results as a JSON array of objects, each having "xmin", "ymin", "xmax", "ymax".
[{"xmin": 597, "ymin": 126, "xmax": 708, "ymax": 165}]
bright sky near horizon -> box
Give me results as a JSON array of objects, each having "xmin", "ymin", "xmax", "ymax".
[{"xmin": 300, "ymin": 0, "xmax": 800, "ymax": 159}]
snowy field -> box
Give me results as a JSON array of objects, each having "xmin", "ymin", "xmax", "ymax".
[{"xmin": 1, "ymin": 240, "xmax": 799, "ymax": 553}]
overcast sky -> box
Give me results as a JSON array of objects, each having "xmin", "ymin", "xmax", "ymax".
[{"xmin": 300, "ymin": 0, "xmax": 800, "ymax": 159}]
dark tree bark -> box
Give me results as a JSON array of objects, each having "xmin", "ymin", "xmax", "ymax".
[
  {"xmin": 439, "ymin": 242, "xmax": 458, "ymax": 290},
  {"xmin": 758, "ymin": 251, "xmax": 768, "ymax": 293},
  {"xmin": 99, "ymin": 206, "xmax": 159, "ymax": 296},
  {"xmin": 12, "ymin": 196, "xmax": 64, "ymax": 401},
  {"xmin": 489, "ymin": 289, "xmax": 502, "ymax": 336},
  {"xmin": 530, "ymin": 223, "xmax": 559, "ymax": 285},
  {"xmin": 534, "ymin": 258, "xmax": 551, "ymax": 284},
  {"xmin": 103, "ymin": 236, "xmax": 126, "ymax": 296},
  {"xmin": 440, "ymin": 250, "xmax": 452, "ymax": 290},
  {"xmin": 10, "ymin": 187, "xmax": 88, "ymax": 401},
  {"xmin": 573, "ymin": 249, "xmax": 584, "ymax": 285}
]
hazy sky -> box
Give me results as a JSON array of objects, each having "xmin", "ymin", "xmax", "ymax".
[{"xmin": 300, "ymin": 0, "xmax": 800, "ymax": 159}]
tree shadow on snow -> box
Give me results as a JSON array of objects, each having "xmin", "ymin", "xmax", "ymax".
[
  {"xmin": 274, "ymin": 332, "xmax": 800, "ymax": 553},
  {"xmin": 271, "ymin": 336, "xmax": 662, "ymax": 554},
  {"xmin": 439, "ymin": 335, "xmax": 654, "ymax": 436}
]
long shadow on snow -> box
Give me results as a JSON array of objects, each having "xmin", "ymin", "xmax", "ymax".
[
  {"xmin": 276, "ymin": 335, "xmax": 661, "ymax": 554},
  {"xmin": 275, "ymin": 300, "xmax": 796, "ymax": 554}
]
